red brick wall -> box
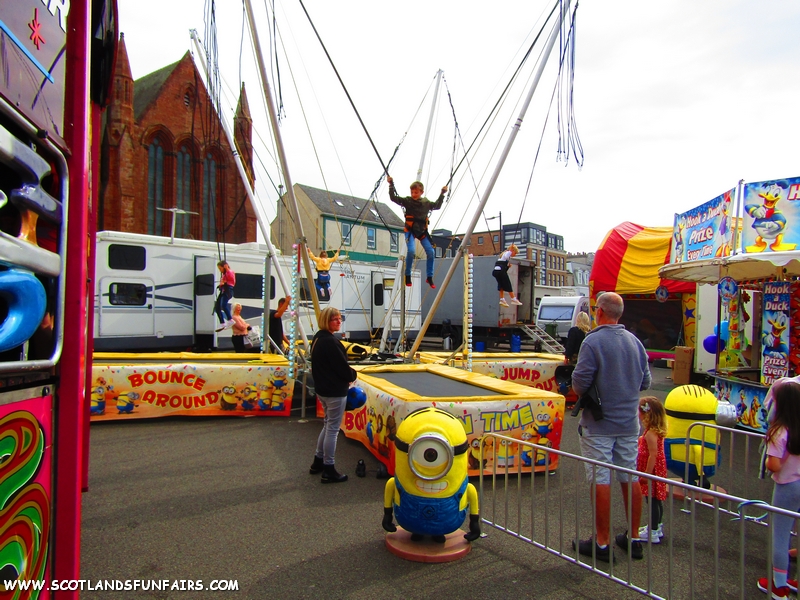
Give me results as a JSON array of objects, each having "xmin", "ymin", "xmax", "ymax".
[{"xmin": 100, "ymin": 47, "xmax": 256, "ymax": 243}]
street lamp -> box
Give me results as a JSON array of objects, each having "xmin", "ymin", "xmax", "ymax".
[{"xmin": 485, "ymin": 212, "xmax": 502, "ymax": 252}]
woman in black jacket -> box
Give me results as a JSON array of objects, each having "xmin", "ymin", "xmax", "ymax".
[
  {"xmin": 564, "ymin": 311, "xmax": 591, "ymax": 363},
  {"xmin": 309, "ymin": 307, "xmax": 357, "ymax": 483}
]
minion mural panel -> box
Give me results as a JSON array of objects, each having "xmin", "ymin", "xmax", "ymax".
[{"xmin": 743, "ymin": 177, "xmax": 800, "ymax": 253}]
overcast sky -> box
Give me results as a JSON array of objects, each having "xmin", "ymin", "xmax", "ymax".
[{"xmin": 118, "ymin": 0, "xmax": 800, "ymax": 253}]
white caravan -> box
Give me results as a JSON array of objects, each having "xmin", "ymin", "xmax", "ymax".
[
  {"xmin": 534, "ymin": 295, "xmax": 590, "ymax": 341},
  {"xmin": 93, "ymin": 231, "xmax": 420, "ymax": 352}
]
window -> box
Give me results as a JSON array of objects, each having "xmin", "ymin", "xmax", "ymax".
[
  {"xmin": 390, "ymin": 232, "xmax": 399, "ymax": 253},
  {"xmin": 334, "ymin": 199, "xmax": 344, "ymax": 207},
  {"xmin": 202, "ymin": 153, "xmax": 218, "ymax": 240},
  {"xmin": 342, "ymin": 223, "xmax": 352, "ymax": 246},
  {"xmin": 373, "ymin": 283, "xmax": 384, "ymax": 306},
  {"xmin": 493, "ymin": 235, "xmax": 499, "ymax": 243},
  {"xmin": 147, "ymin": 138, "xmax": 165, "ymax": 235},
  {"xmin": 366, "ymin": 227, "xmax": 376, "ymax": 250},
  {"xmin": 445, "ymin": 248, "xmax": 452, "ymax": 258},
  {"xmin": 235, "ymin": 274, "xmax": 265, "ymax": 299},
  {"xmin": 176, "ymin": 144, "xmax": 193, "ymax": 238},
  {"xmin": 370, "ymin": 208, "xmax": 379, "ymax": 218},
  {"xmin": 195, "ymin": 273, "xmax": 215, "ymax": 296},
  {"xmin": 435, "ymin": 246, "xmax": 442, "ymax": 258},
  {"xmin": 109, "ymin": 282, "xmax": 148, "ymax": 306},
  {"xmin": 108, "ymin": 244, "xmax": 146, "ymax": 270},
  {"xmin": 478, "ymin": 236, "xmax": 484, "ymax": 244}
]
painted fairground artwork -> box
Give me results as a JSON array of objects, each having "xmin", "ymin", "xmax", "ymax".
[
  {"xmin": 672, "ymin": 188, "xmax": 735, "ymax": 263},
  {"xmin": 718, "ymin": 378, "xmax": 767, "ymax": 433},
  {"xmin": 761, "ymin": 282, "xmax": 791, "ymax": 386},
  {"xmin": 743, "ymin": 176, "xmax": 800, "ymax": 253},
  {"xmin": 342, "ymin": 371, "xmax": 565, "ymax": 477},
  {"xmin": 90, "ymin": 363, "xmax": 294, "ymax": 420},
  {"xmin": 0, "ymin": 397, "xmax": 53, "ymax": 598}
]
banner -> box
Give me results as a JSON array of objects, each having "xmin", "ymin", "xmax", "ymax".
[
  {"xmin": 671, "ymin": 189, "xmax": 735, "ymax": 263},
  {"xmin": 761, "ymin": 281, "xmax": 791, "ymax": 385},
  {"xmin": 91, "ymin": 363, "xmax": 293, "ymax": 420},
  {"xmin": 743, "ymin": 176, "xmax": 800, "ymax": 253}
]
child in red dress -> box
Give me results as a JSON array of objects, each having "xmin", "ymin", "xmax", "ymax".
[{"xmin": 637, "ymin": 396, "xmax": 668, "ymax": 543}]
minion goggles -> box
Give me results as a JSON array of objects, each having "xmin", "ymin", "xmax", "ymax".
[{"xmin": 394, "ymin": 433, "xmax": 469, "ymax": 481}]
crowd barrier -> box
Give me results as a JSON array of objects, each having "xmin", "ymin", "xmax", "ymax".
[{"xmin": 477, "ymin": 430, "xmax": 797, "ymax": 600}]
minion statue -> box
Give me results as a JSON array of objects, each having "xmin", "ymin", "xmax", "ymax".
[
  {"xmin": 664, "ymin": 385, "xmax": 725, "ymax": 487},
  {"xmin": 381, "ymin": 407, "xmax": 481, "ymax": 542}
]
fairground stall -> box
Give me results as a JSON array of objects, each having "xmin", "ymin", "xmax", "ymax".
[
  {"xmin": 590, "ymin": 222, "xmax": 697, "ymax": 361},
  {"xmin": 342, "ymin": 364, "xmax": 565, "ymax": 477},
  {"xmin": 660, "ymin": 177, "xmax": 800, "ymax": 433}
]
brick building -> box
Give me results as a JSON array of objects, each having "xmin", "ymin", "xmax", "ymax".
[{"xmin": 99, "ymin": 34, "xmax": 256, "ymax": 243}]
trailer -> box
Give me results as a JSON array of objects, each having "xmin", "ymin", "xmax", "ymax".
[
  {"xmin": 420, "ymin": 255, "xmax": 537, "ymax": 346},
  {"xmin": 94, "ymin": 231, "xmax": 420, "ymax": 352}
]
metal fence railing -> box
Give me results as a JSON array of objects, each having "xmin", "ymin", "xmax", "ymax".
[{"xmin": 478, "ymin": 430, "xmax": 798, "ymax": 599}]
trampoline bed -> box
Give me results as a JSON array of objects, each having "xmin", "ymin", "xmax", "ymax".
[{"xmin": 366, "ymin": 371, "xmax": 502, "ymax": 397}]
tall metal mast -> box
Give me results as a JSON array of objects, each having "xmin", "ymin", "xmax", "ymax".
[
  {"xmin": 409, "ymin": 0, "xmax": 571, "ymax": 357},
  {"xmin": 417, "ymin": 69, "xmax": 443, "ymax": 183}
]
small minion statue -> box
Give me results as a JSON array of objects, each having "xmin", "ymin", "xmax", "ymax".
[
  {"xmin": 116, "ymin": 391, "xmax": 139, "ymax": 414},
  {"xmin": 220, "ymin": 386, "xmax": 238, "ymax": 410},
  {"xmin": 381, "ymin": 407, "xmax": 480, "ymax": 542},
  {"xmin": 664, "ymin": 385, "xmax": 720, "ymax": 486}
]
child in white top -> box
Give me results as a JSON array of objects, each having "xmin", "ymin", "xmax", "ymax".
[
  {"xmin": 492, "ymin": 244, "xmax": 522, "ymax": 307},
  {"xmin": 760, "ymin": 379, "xmax": 800, "ymax": 598}
]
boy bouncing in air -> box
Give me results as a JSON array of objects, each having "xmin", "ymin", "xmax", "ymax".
[{"xmin": 387, "ymin": 176, "xmax": 447, "ymax": 288}]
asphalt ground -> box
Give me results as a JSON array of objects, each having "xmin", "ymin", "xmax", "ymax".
[{"xmin": 80, "ymin": 367, "xmax": 778, "ymax": 599}]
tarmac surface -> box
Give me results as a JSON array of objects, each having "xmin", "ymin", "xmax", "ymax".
[{"xmin": 80, "ymin": 366, "xmax": 776, "ymax": 599}]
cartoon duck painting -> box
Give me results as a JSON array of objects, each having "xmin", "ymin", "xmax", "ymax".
[{"xmin": 745, "ymin": 181, "xmax": 797, "ymax": 252}]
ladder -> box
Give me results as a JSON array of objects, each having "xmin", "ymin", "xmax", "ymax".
[{"xmin": 520, "ymin": 324, "xmax": 565, "ymax": 354}]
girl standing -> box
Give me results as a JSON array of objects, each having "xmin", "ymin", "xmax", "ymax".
[
  {"xmin": 637, "ymin": 396, "xmax": 668, "ymax": 543},
  {"xmin": 760, "ymin": 379, "xmax": 800, "ymax": 598}
]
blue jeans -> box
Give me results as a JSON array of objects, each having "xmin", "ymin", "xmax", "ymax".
[
  {"xmin": 214, "ymin": 286, "xmax": 233, "ymax": 323},
  {"xmin": 405, "ymin": 232, "xmax": 434, "ymax": 277},
  {"xmin": 771, "ymin": 479, "xmax": 800, "ymax": 576},
  {"xmin": 315, "ymin": 394, "xmax": 347, "ymax": 465}
]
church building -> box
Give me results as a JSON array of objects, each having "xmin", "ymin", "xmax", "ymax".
[{"xmin": 99, "ymin": 33, "xmax": 257, "ymax": 244}]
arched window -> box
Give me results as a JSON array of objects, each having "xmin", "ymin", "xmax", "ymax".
[
  {"xmin": 175, "ymin": 144, "xmax": 193, "ymax": 239},
  {"xmin": 147, "ymin": 137, "xmax": 164, "ymax": 235},
  {"xmin": 202, "ymin": 153, "xmax": 218, "ymax": 240}
]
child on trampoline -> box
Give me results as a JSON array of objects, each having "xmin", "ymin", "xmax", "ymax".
[
  {"xmin": 308, "ymin": 249, "xmax": 341, "ymax": 296},
  {"xmin": 492, "ymin": 244, "xmax": 523, "ymax": 307},
  {"xmin": 387, "ymin": 176, "xmax": 447, "ymax": 288}
]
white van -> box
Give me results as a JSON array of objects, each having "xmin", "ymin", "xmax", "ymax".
[{"xmin": 535, "ymin": 296, "xmax": 590, "ymax": 341}]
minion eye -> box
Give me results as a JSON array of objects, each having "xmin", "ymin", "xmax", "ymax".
[
  {"xmin": 537, "ymin": 414, "xmax": 548, "ymax": 422},
  {"xmin": 95, "ymin": 387, "xmax": 104, "ymax": 394},
  {"xmin": 411, "ymin": 439, "xmax": 448, "ymax": 468}
]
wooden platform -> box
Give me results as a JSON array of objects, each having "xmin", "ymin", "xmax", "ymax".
[{"xmin": 385, "ymin": 527, "xmax": 472, "ymax": 563}]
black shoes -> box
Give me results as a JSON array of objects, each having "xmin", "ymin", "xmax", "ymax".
[
  {"xmin": 426, "ymin": 276, "xmax": 436, "ymax": 289},
  {"xmin": 615, "ymin": 532, "xmax": 644, "ymax": 560},
  {"xmin": 309, "ymin": 456, "xmax": 324, "ymax": 475},
  {"xmin": 320, "ymin": 464, "xmax": 348, "ymax": 483},
  {"xmin": 573, "ymin": 538, "xmax": 614, "ymax": 563},
  {"xmin": 405, "ymin": 275, "xmax": 412, "ymax": 287}
]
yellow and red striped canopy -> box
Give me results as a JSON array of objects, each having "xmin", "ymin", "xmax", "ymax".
[{"xmin": 590, "ymin": 222, "xmax": 694, "ymax": 297}]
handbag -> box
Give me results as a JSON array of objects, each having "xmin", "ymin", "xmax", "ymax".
[
  {"xmin": 570, "ymin": 382, "xmax": 603, "ymax": 421},
  {"xmin": 242, "ymin": 335, "xmax": 253, "ymax": 349}
]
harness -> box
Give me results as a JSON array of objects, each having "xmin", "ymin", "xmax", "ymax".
[{"xmin": 404, "ymin": 213, "xmax": 430, "ymax": 240}]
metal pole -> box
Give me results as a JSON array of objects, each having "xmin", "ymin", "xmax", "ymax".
[
  {"xmin": 417, "ymin": 69, "xmax": 443, "ymax": 183},
  {"xmin": 243, "ymin": 0, "xmax": 321, "ymax": 321},
  {"xmin": 189, "ymin": 31, "xmax": 310, "ymax": 348},
  {"xmin": 409, "ymin": 0, "xmax": 570, "ymax": 357}
]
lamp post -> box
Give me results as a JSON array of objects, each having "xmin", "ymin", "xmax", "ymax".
[{"xmin": 486, "ymin": 212, "xmax": 502, "ymax": 253}]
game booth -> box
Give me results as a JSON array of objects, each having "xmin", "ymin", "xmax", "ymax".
[
  {"xmin": 660, "ymin": 176, "xmax": 800, "ymax": 433},
  {"xmin": 342, "ymin": 363, "xmax": 566, "ymax": 477},
  {"xmin": 590, "ymin": 222, "xmax": 697, "ymax": 361}
]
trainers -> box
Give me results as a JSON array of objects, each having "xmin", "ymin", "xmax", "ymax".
[
  {"xmin": 499, "ymin": 299, "xmax": 510, "ymax": 307},
  {"xmin": 572, "ymin": 538, "xmax": 614, "ymax": 563},
  {"xmin": 615, "ymin": 532, "xmax": 644, "ymax": 559},
  {"xmin": 405, "ymin": 275, "xmax": 412, "ymax": 287},
  {"xmin": 510, "ymin": 298, "xmax": 523, "ymax": 305},
  {"xmin": 426, "ymin": 276, "xmax": 436, "ymax": 289},
  {"xmin": 637, "ymin": 524, "xmax": 663, "ymax": 544},
  {"xmin": 790, "ymin": 579, "xmax": 799, "ymax": 593},
  {"xmin": 758, "ymin": 578, "xmax": 791, "ymax": 599}
]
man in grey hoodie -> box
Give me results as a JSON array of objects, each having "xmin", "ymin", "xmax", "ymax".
[{"xmin": 571, "ymin": 291, "xmax": 652, "ymax": 563}]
